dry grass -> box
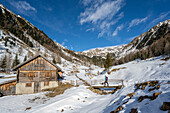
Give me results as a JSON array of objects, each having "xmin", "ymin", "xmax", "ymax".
[
  {"xmin": 126, "ymin": 92, "xmax": 136, "ymax": 98},
  {"xmin": 25, "ymin": 107, "xmax": 31, "ymax": 111},
  {"xmin": 110, "ymin": 106, "xmax": 124, "ymax": 113},
  {"xmin": 135, "ymin": 80, "xmax": 159, "ymax": 90},
  {"xmin": 109, "ymin": 67, "xmax": 126, "ymax": 74},
  {"xmin": 44, "ymin": 83, "xmax": 73, "ymax": 97},
  {"xmin": 138, "ymin": 92, "xmax": 162, "ymax": 102}
]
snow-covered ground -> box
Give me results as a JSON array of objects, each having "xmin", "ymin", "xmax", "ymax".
[{"xmin": 0, "ymin": 56, "xmax": 169, "ymax": 113}]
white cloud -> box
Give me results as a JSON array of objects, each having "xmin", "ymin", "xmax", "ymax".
[
  {"xmin": 128, "ymin": 17, "xmax": 148, "ymax": 30},
  {"xmin": 8, "ymin": 1, "xmax": 37, "ymax": 15},
  {"xmin": 86, "ymin": 28, "xmax": 95, "ymax": 32},
  {"xmin": 98, "ymin": 12, "xmax": 124, "ymax": 38},
  {"xmin": 64, "ymin": 39, "xmax": 68, "ymax": 42},
  {"xmin": 79, "ymin": 0, "xmax": 125, "ymax": 38},
  {"xmin": 80, "ymin": 0, "xmax": 124, "ymax": 24},
  {"xmin": 112, "ymin": 24, "xmax": 124, "ymax": 36},
  {"xmin": 81, "ymin": 0, "xmax": 93, "ymax": 6}
]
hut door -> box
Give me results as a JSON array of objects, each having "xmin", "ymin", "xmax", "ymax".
[{"xmin": 34, "ymin": 82, "xmax": 39, "ymax": 93}]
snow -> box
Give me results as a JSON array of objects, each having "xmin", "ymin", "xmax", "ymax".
[
  {"xmin": 0, "ymin": 4, "xmax": 5, "ymax": 14},
  {"xmin": 0, "ymin": 56, "xmax": 169, "ymax": 113}
]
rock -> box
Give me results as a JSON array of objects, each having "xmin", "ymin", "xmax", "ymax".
[
  {"xmin": 148, "ymin": 85, "xmax": 160, "ymax": 92},
  {"xmin": 127, "ymin": 92, "xmax": 135, "ymax": 98},
  {"xmin": 110, "ymin": 106, "xmax": 124, "ymax": 113},
  {"xmin": 138, "ymin": 92, "xmax": 162, "ymax": 102},
  {"xmin": 150, "ymin": 92, "xmax": 162, "ymax": 100},
  {"xmin": 160, "ymin": 102, "xmax": 170, "ymax": 111},
  {"xmin": 61, "ymin": 109, "xmax": 64, "ymax": 112},
  {"xmin": 138, "ymin": 95, "xmax": 149, "ymax": 102},
  {"xmin": 130, "ymin": 108, "xmax": 138, "ymax": 113}
]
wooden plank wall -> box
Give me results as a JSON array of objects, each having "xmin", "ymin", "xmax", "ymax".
[
  {"xmin": 0, "ymin": 81, "xmax": 16, "ymax": 95},
  {"xmin": 18, "ymin": 57, "xmax": 57, "ymax": 82},
  {"xmin": 20, "ymin": 57, "xmax": 56, "ymax": 71}
]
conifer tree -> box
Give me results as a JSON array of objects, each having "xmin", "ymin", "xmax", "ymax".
[
  {"xmin": 24, "ymin": 55, "xmax": 27, "ymax": 62},
  {"xmin": 52, "ymin": 57, "xmax": 56, "ymax": 64},
  {"xmin": 104, "ymin": 53, "xmax": 112, "ymax": 70},
  {"xmin": 1, "ymin": 55, "xmax": 7, "ymax": 69},
  {"xmin": 12, "ymin": 54, "xmax": 20, "ymax": 67}
]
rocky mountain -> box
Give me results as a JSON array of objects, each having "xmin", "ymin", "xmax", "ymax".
[
  {"xmin": 79, "ymin": 45, "xmax": 126, "ymax": 59},
  {"xmin": 79, "ymin": 19, "xmax": 170, "ymax": 59}
]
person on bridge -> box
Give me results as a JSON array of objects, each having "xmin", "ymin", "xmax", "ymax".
[{"xmin": 104, "ymin": 74, "xmax": 109, "ymax": 87}]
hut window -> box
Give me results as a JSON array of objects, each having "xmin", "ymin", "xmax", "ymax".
[
  {"xmin": 35, "ymin": 60, "xmax": 38, "ymax": 64},
  {"xmin": 45, "ymin": 72, "xmax": 51, "ymax": 78},
  {"xmin": 27, "ymin": 73, "xmax": 35, "ymax": 77},
  {"xmin": 26, "ymin": 83, "xmax": 32, "ymax": 87},
  {"xmin": 27, "ymin": 73, "xmax": 35, "ymax": 80},
  {"xmin": 40, "ymin": 60, "xmax": 44, "ymax": 64},
  {"xmin": 44, "ymin": 81, "xmax": 49, "ymax": 86}
]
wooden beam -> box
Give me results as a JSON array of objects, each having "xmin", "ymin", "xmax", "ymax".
[{"xmin": 20, "ymin": 70, "xmax": 57, "ymax": 72}]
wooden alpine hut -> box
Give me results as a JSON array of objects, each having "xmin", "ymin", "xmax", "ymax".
[{"xmin": 12, "ymin": 54, "xmax": 63, "ymax": 94}]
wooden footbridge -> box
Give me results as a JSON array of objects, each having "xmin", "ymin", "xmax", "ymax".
[{"xmin": 64, "ymin": 77, "xmax": 124, "ymax": 88}]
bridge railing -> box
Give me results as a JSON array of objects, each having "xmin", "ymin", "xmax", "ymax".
[{"xmin": 63, "ymin": 79, "xmax": 124, "ymax": 86}]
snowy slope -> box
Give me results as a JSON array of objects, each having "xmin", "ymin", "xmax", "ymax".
[
  {"xmin": 0, "ymin": 29, "xmax": 62, "ymax": 68},
  {"xmin": 0, "ymin": 56, "xmax": 169, "ymax": 113}
]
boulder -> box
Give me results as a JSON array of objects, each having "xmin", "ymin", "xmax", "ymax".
[{"xmin": 161, "ymin": 102, "xmax": 170, "ymax": 111}]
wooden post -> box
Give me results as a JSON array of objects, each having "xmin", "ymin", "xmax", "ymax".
[{"xmin": 121, "ymin": 80, "xmax": 124, "ymax": 87}]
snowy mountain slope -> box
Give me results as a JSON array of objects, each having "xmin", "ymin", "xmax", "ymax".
[
  {"xmin": 79, "ymin": 19, "xmax": 170, "ymax": 59},
  {"xmin": 0, "ymin": 56, "xmax": 169, "ymax": 113},
  {"xmin": 0, "ymin": 29, "xmax": 62, "ymax": 69},
  {"xmin": 80, "ymin": 45, "xmax": 126, "ymax": 59},
  {"xmin": 121, "ymin": 19, "xmax": 170, "ymax": 57}
]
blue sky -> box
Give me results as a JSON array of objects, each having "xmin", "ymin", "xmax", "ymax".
[{"xmin": 0, "ymin": 0, "xmax": 170, "ymax": 51}]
